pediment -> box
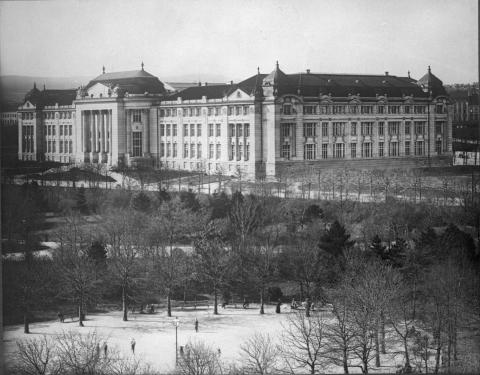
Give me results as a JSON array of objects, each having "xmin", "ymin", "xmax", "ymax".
[
  {"xmin": 86, "ymin": 82, "xmax": 113, "ymax": 98},
  {"xmin": 227, "ymin": 88, "xmax": 251, "ymax": 101},
  {"xmin": 21, "ymin": 101, "xmax": 35, "ymax": 109}
]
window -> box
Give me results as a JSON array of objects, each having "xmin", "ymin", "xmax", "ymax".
[
  {"xmin": 173, "ymin": 124, "xmax": 177, "ymax": 136},
  {"xmin": 362, "ymin": 143, "xmax": 372, "ymax": 158},
  {"xmin": 303, "ymin": 105, "xmax": 316, "ymax": 115},
  {"xmin": 216, "ymin": 124, "xmax": 221, "ymax": 137},
  {"xmin": 229, "ymin": 144, "xmax": 234, "ymax": 160},
  {"xmin": 349, "ymin": 105, "xmax": 358, "ymax": 114},
  {"xmin": 208, "ymin": 107, "xmax": 213, "ymax": 116},
  {"xmin": 435, "ymin": 121, "xmax": 444, "ymax": 135},
  {"xmin": 183, "ymin": 108, "xmax": 188, "ymax": 117},
  {"xmin": 161, "ymin": 143, "xmax": 165, "ymax": 157},
  {"xmin": 243, "ymin": 106, "xmax": 249, "ymax": 115},
  {"xmin": 332, "ymin": 105, "xmax": 346, "ymax": 114},
  {"xmin": 436, "ymin": 104, "xmax": 445, "ymax": 114},
  {"xmin": 209, "ymin": 144, "xmax": 214, "ymax": 159},
  {"xmin": 322, "ymin": 144, "xmax": 328, "ymax": 159},
  {"xmin": 183, "ymin": 143, "xmax": 188, "ymax": 158},
  {"xmin": 414, "ymin": 106, "xmax": 426, "ymax": 114},
  {"xmin": 132, "ymin": 132, "xmax": 142, "ymax": 157},
  {"xmin": 414, "ymin": 121, "xmax": 425, "ymax": 135},
  {"xmin": 59, "ymin": 140, "xmax": 63, "ymax": 153},
  {"xmin": 246, "ymin": 144, "xmax": 250, "ymax": 160},
  {"xmin": 320, "ymin": 105, "xmax": 330, "ymax": 114},
  {"xmin": 415, "ymin": 141, "xmax": 425, "ymax": 156},
  {"xmin": 378, "ymin": 122, "xmax": 384, "ymax": 136},
  {"xmin": 160, "ymin": 109, "xmax": 165, "ymax": 117},
  {"xmin": 167, "ymin": 143, "xmax": 172, "ymax": 157},
  {"xmin": 216, "ymin": 144, "xmax": 221, "ymax": 159},
  {"xmin": 388, "ymin": 122, "xmax": 400, "ymax": 135},
  {"xmin": 238, "ymin": 144, "xmax": 243, "ymax": 160},
  {"xmin": 197, "ymin": 124, "xmax": 202, "ymax": 137},
  {"xmin": 360, "ymin": 105, "xmax": 373, "ymax": 115},
  {"xmin": 190, "ymin": 124, "xmax": 195, "ymax": 137},
  {"xmin": 60, "ymin": 125, "xmax": 63, "ymax": 136},
  {"xmin": 229, "ymin": 124, "xmax": 235, "ymax": 137},
  {"xmin": 281, "ymin": 144, "xmax": 291, "ymax": 159},
  {"xmin": 132, "ymin": 110, "xmax": 142, "ymax": 122},
  {"xmin": 334, "ymin": 143, "xmax": 345, "ymax": 158},
  {"xmin": 197, "ymin": 143, "xmax": 202, "ymax": 158},
  {"xmin": 183, "ymin": 124, "xmax": 188, "ymax": 136},
  {"xmin": 236, "ymin": 106, "xmax": 241, "ymax": 116},
  {"xmin": 209, "ymin": 124, "xmax": 214, "ymax": 137},
  {"xmin": 351, "ymin": 122, "xmax": 357, "ymax": 136},
  {"xmin": 303, "ymin": 122, "xmax": 316, "ymax": 137},
  {"xmin": 69, "ymin": 125, "xmax": 72, "ymax": 136},
  {"xmin": 283, "ymin": 104, "xmax": 292, "ymax": 115},
  {"xmin": 52, "ymin": 126, "xmax": 56, "ymax": 136},
  {"xmin": 244, "ymin": 124, "xmax": 250, "ymax": 137},
  {"xmin": 389, "ymin": 142, "xmax": 398, "ymax": 156},
  {"xmin": 436, "ymin": 140, "xmax": 442, "ymax": 154},
  {"xmin": 333, "ymin": 122, "xmax": 345, "ymax": 136},
  {"xmin": 405, "ymin": 121, "xmax": 411, "ymax": 135},
  {"xmin": 190, "ymin": 143, "xmax": 195, "ymax": 158},
  {"xmin": 215, "ymin": 107, "xmax": 220, "ymax": 116},
  {"xmin": 405, "ymin": 141, "xmax": 410, "ymax": 156},
  {"xmin": 188, "ymin": 108, "xmax": 194, "ymax": 117},
  {"xmin": 377, "ymin": 105, "xmax": 385, "ymax": 114},
  {"xmin": 322, "ymin": 122, "xmax": 329, "ymax": 137},
  {"xmin": 237, "ymin": 124, "xmax": 243, "ymax": 137},
  {"xmin": 228, "ymin": 106, "xmax": 234, "ymax": 116},
  {"xmin": 195, "ymin": 108, "xmax": 201, "ymax": 116},
  {"xmin": 281, "ymin": 123, "xmax": 292, "ymax": 137},
  {"xmin": 304, "ymin": 144, "xmax": 316, "ymax": 160},
  {"xmin": 69, "ymin": 140, "xmax": 72, "ymax": 153},
  {"xmin": 388, "ymin": 105, "xmax": 400, "ymax": 114},
  {"xmin": 379, "ymin": 142, "xmax": 384, "ymax": 157},
  {"xmin": 361, "ymin": 122, "xmax": 373, "ymax": 136},
  {"xmin": 350, "ymin": 143, "xmax": 357, "ymax": 158},
  {"xmin": 160, "ymin": 124, "xmax": 165, "ymax": 136},
  {"xmin": 404, "ymin": 105, "xmax": 411, "ymax": 114},
  {"xmin": 166, "ymin": 124, "xmax": 171, "ymax": 136},
  {"xmin": 173, "ymin": 143, "xmax": 177, "ymax": 157}
]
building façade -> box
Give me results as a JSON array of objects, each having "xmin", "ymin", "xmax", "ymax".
[{"xmin": 15, "ymin": 62, "xmax": 453, "ymax": 178}]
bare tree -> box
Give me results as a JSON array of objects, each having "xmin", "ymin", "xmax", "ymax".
[
  {"xmin": 281, "ymin": 310, "xmax": 330, "ymax": 374},
  {"xmin": 177, "ymin": 340, "xmax": 223, "ymax": 375},
  {"xmin": 240, "ymin": 333, "xmax": 280, "ymax": 375},
  {"xmin": 12, "ymin": 335, "xmax": 62, "ymax": 375}
]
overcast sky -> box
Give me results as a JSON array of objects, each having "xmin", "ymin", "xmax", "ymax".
[{"xmin": 0, "ymin": 0, "xmax": 477, "ymax": 84}]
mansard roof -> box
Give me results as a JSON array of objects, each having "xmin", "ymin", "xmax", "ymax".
[
  {"xmin": 85, "ymin": 69, "xmax": 166, "ymax": 95},
  {"xmin": 417, "ymin": 66, "xmax": 447, "ymax": 97},
  {"xmin": 164, "ymin": 84, "xmax": 238, "ymax": 101},
  {"xmin": 23, "ymin": 85, "xmax": 76, "ymax": 108}
]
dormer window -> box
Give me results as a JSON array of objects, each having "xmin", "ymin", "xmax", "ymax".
[{"xmin": 283, "ymin": 104, "xmax": 292, "ymax": 115}]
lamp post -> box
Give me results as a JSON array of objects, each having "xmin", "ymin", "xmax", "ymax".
[{"xmin": 173, "ymin": 317, "xmax": 180, "ymax": 366}]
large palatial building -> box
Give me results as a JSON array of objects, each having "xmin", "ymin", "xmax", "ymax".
[{"xmin": 15, "ymin": 62, "xmax": 453, "ymax": 178}]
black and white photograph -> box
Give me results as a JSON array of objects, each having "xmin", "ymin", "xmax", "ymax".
[{"xmin": 1, "ymin": 0, "xmax": 479, "ymax": 374}]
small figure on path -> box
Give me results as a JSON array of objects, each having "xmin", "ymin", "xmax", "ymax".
[
  {"xmin": 95, "ymin": 343, "xmax": 100, "ymax": 359},
  {"xmin": 180, "ymin": 346, "xmax": 184, "ymax": 356},
  {"xmin": 291, "ymin": 299, "xmax": 297, "ymax": 310},
  {"xmin": 217, "ymin": 348, "xmax": 221, "ymax": 356},
  {"xmin": 57, "ymin": 312, "xmax": 64, "ymax": 322},
  {"xmin": 130, "ymin": 338, "xmax": 136, "ymax": 354},
  {"xmin": 103, "ymin": 342, "xmax": 108, "ymax": 358},
  {"xmin": 194, "ymin": 318, "xmax": 199, "ymax": 333},
  {"xmin": 243, "ymin": 297, "xmax": 249, "ymax": 309},
  {"xmin": 276, "ymin": 299, "xmax": 282, "ymax": 314}
]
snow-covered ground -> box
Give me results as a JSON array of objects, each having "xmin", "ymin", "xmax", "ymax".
[{"xmin": 3, "ymin": 304, "xmax": 412, "ymax": 374}]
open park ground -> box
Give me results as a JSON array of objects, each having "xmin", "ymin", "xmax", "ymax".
[{"xmin": 3, "ymin": 303, "xmax": 426, "ymax": 374}]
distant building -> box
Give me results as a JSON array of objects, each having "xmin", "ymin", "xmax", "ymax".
[{"xmin": 13, "ymin": 62, "xmax": 453, "ymax": 178}]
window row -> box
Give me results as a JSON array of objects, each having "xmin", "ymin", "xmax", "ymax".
[
  {"xmin": 160, "ymin": 123, "xmax": 223, "ymax": 138},
  {"xmin": 46, "ymin": 124, "xmax": 73, "ymax": 136},
  {"xmin": 282, "ymin": 104, "xmax": 431, "ymax": 115},
  {"xmin": 22, "ymin": 126, "xmax": 35, "ymax": 153},
  {"xmin": 281, "ymin": 140, "xmax": 440, "ymax": 160},
  {"xmin": 47, "ymin": 140, "xmax": 73, "ymax": 154},
  {"xmin": 44, "ymin": 112, "xmax": 73, "ymax": 120},
  {"xmin": 159, "ymin": 106, "xmax": 251, "ymax": 118},
  {"xmin": 228, "ymin": 143, "xmax": 250, "ymax": 161},
  {"xmin": 228, "ymin": 123, "xmax": 250, "ymax": 138}
]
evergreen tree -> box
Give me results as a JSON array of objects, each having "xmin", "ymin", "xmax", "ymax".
[
  {"xmin": 132, "ymin": 191, "xmax": 151, "ymax": 212},
  {"xmin": 179, "ymin": 190, "xmax": 200, "ymax": 212},
  {"xmin": 157, "ymin": 187, "xmax": 171, "ymax": 204},
  {"xmin": 87, "ymin": 240, "xmax": 107, "ymax": 267},
  {"xmin": 387, "ymin": 238, "xmax": 407, "ymax": 268},
  {"xmin": 369, "ymin": 234, "xmax": 387, "ymax": 260},
  {"xmin": 75, "ymin": 187, "xmax": 89, "ymax": 214},
  {"xmin": 318, "ymin": 220, "xmax": 354, "ymax": 258}
]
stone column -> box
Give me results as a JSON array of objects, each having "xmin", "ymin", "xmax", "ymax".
[
  {"xmin": 100, "ymin": 110, "xmax": 105, "ymax": 154},
  {"xmin": 126, "ymin": 110, "xmax": 131, "ymax": 155},
  {"xmin": 89, "ymin": 110, "xmax": 94, "ymax": 160}
]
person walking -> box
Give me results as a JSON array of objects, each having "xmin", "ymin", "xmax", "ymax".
[
  {"xmin": 95, "ymin": 343, "xmax": 100, "ymax": 360},
  {"xmin": 194, "ymin": 318, "xmax": 199, "ymax": 333},
  {"xmin": 130, "ymin": 338, "xmax": 136, "ymax": 354},
  {"xmin": 103, "ymin": 342, "xmax": 108, "ymax": 358}
]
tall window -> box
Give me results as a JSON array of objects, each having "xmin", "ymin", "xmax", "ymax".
[
  {"xmin": 281, "ymin": 123, "xmax": 292, "ymax": 137},
  {"xmin": 229, "ymin": 124, "xmax": 235, "ymax": 137},
  {"xmin": 405, "ymin": 141, "xmax": 411, "ymax": 156},
  {"xmin": 197, "ymin": 143, "xmax": 202, "ymax": 158},
  {"xmin": 229, "ymin": 144, "xmax": 234, "ymax": 160},
  {"xmin": 351, "ymin": 122, "xmax": 357, "ymax": 136},
  {"xmin": 208, "ymin": 107, "xmax": 213, "ymax": 116},
  {"xmin": 281, "ymin": 144, "xmax": 291, "ymax": 159},
  {"xmin": 303, "ymin": 105, "xmax": 316, "ymax": 115},
  {"xmin": 389, "ymin": 142, "xmax": 398, "ymax": 156},
  {"xmin": 332, "ymin": 105, "xmax": 346, "ymax": 114},
  {"xmin": 361, "ymin": 122, "xmax": 373, "ymax": 136},
  {"xmin": 362, "ymin": 143, "xmax": 372, "ymax": 158},
  {"xmin": 243, "ymin": 106, "xmax": 249, "ymax": 115},
  {"xmin": 60, "ymin": 125, "xmax": 63, "ymax": 136},
  {"xmin": 236, "ymin": 106, "xmax": 241, "ymax": 116},
  {"xmin": 388, "ymin": 122, "xmax": 400, "ymax": 135},
  {"xmin": 184, "ymin": 124, "xmax": 188, "ymax": 136},
  {"xmin": 164, "ymin": 143, "xmax": 169, "ymax": 157},
  {"xmin": 216, "ymin": 144, "xmax": 221, "ymax": 159},
  {"xmin": 334, "ymin": 143, "xmax": 345, "ymax": 158},
  {"xmin": 216, "ymin": 124, "xmax": 221, "ymax": 137},
  {"xmin": 166, "ymin": 124, "xmax": 171, "ymax": 136},
  {"xmin": 322, "ymin": 144, "xmax": 328, "ymax": 159},
  {"xmin": 322, "ymin": 122, "xmax": 329, "ymax": 137},
  {"xmin": 190, "ymin": 143, "xmax": 195, "ymax": 158},
  {"xmin": 160, "ymin": 124, "xmax": 165, "ymax": 136},
  {"xmin": 209, "ymin": 144, "xmax": 214, "ymax": 159},
  {"xmin": 361, "ymin": 105, "xmax": 373, "ymax": 114},
  {"xmin": 435, "ymin": 121, "xmax": 444, "ymax": 134},
  {"xmin": 246, "ymin": 144, "xmax": 250, "ymax": 161},
  {"xmin": 436, "ymin": 140, "xmax": 442, "ymax": 154},
  {"xmin": 244, "ymin": 124, "xmax": 250, "ymax": 137},
  {"xmin": 238, "ymin": 144, "xmax": 243, "ymax": 160},
  {"xmin": 404, "ymin": 105, "xmax": 411, "ymax": 114},
  {"xmin": 349, "ymin": 105, "xmax": 358, "ymax": 114},
  {"xmin": 172, "ymin": 124, "xmax": 177, "ymax": 136},
  {"xmin": 173, "ymin": 143, "xmax": 177, "ymax": 157},
  {"xmin": 378, "ymin": 122, "xmax": 385, "ymax": 136},
  {"xmin": 283, "ymin": 104, "xmax": 292, "ymax": 115},
  {"xmin": 333, "ymin": 122, "xmax": 345, "ymax": 137},
  {"xmin": 379, "ymin": 142, "xmax": 384, "ymax": 157},
  {"xmin": 132, "ymin": 110, "xmax": 142, "ymax": 122},
  {"xmin": 236, "ymin": 124, "xmax": 243, "ymax": 137},
  {"xmin": 414, "ymin": 121, "xmax": 425, "ymax": 135},
  {"xmin": 304, "ymin": 144, "xmax": 316, "ymax": 160},
  {"xmin": 405, "ymin": 121, "xmax": 411, "ymax": 135},
  {"xmin": 388, "ymin": 105, "xmax": 400, "ymax": 114},
  {"xmin": 59, "ymin": 140, "xmax": 64, "ymax": 153},
  {"xmin": 415, "ymin": 141, "xmax": 425, "ymax": 156},
  {"xmin": 303, "ymin": 123, "xmax": 316, "ymax": 137},
  {"xmin": 209, "ymin": 124, "xmax": 214, "ymax": 137},
  {"xmin": 414, "ymin": 106, "xmax": 426, "ymax": 114},
  {"xmin": 132, "ymin": 132, "xmax": 142, "ymax": 157},
  {"xmin": 197, "ymin": 124, "xmax": 202, "ymax": 137},
  {"xmin": 377, "ymin": 105, "xmax": 385, "ymax": 114},
  {"xmin": 320, "ymin": 105, "xmax": 329, "ymax": 114},
  {"xmin": 215, "ymin": 107, "xmax": 220, "ymax": 116},
  {"xmin": 183, "ymin": 143, "xmax": 188, "ymax": 158},
  {"xmin": 350, "ymin": 143, "xmax": 357, "ymax": 158},
  {"xmin": 190, "ymin": 124, "xmax": 195, "ymax": 137}
]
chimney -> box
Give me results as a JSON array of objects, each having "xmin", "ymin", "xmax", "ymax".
[
  {"xmin": 385, "ymin": 71, "xmax": 389, "ymax": 76},
  {"xmin": 198, "ymin": 81, "xmax": 201, "ymax": 87},
  {"xmin": 205, "ymin": 82, "xmax": 208, "ymax": 86},
  {"xmin": 230, "ymin": 80, "xmax": 233, "ymax": 85},
  {"xmin": 306, "ymin": 69, "xmax": 310, "ymax": 74}
]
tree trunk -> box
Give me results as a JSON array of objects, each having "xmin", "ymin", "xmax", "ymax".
[
  {"xmin": 375, "ymin": 323, "xmax": 380, "ymax": 367},
  {"xmin": 260, "ymin": 288, "xmax": 264, "ymax": 315},
  {"xmin": 434, "ymin": 344, "xmax": 441, "ymax": 374},
  {"xmin": 23, "ymin": 311, "xmax": 29, "ymax": 334},
  {"xmin": 214, "ymin": 288, "xmax": 218, "ymax": 315},
  {"xmin": 167, "ymin": 293, "xmax": 172, "ymax": 317},
  {"xmin": 122, "ymin": 286, "xmax": 128, "ymax": 321},
  {"xmin": 343, "ymin": 346, "xmax": 349, "ymax": 374},
  {"xmin": 79, "ymin": 303, "xmax": 84, "ymax": 327},
  {"xmin": 380, "ymin": 313, "xmax": 386, "ymax": 354},
  {"xmin": 403, "ymin": 336, "xmax": 410, "ymax": 368}
]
